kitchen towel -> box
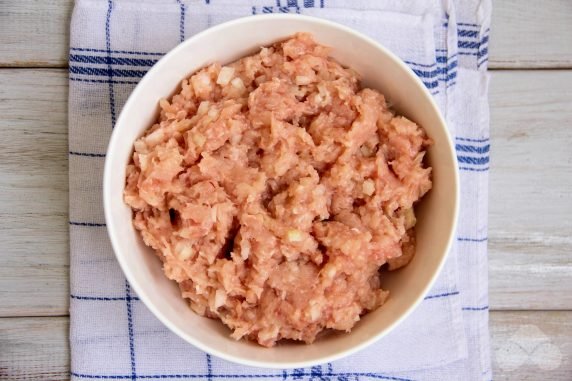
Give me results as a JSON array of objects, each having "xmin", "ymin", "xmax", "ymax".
[{"xmin": 69, "ymin": 0, "xmax": 491, "ymax": 380}]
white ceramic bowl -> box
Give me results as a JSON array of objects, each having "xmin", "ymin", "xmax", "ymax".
[{"xmin": 103, "ymin": 14, "xmax": 459, "ymax": 369}]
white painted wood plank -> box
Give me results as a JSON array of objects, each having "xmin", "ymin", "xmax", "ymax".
[
  {"xmin": 488, "ymin": 70, "xmax": 572, "ymax": 310},
  {"xmin": 0, "ymin": 69, "xmax": 70, "ymax": 317},
  {"xmin": 489, "ymin": 0, "xmax": 572, "ymax": 68},
  {"xmin": 1, "ymin": 0, "xmax": 571, "ymax": 68},
  {"xmin": 491, "ymin": 311, "xmax": 572, "ymax": 380},
  {"xmin": 1, "ymin": 312, "xmax": 570, "ymax": 380},
  {"xmin": 0, "ymin": 68, "xmax": 571, "ymax": 316},
  {"xmin": 0, "ymin": 0, "xmax": 73, "ymax": 67},
  {"xmin": 0, "ymin": 317, "xmax": 69, "ymax": 381}
]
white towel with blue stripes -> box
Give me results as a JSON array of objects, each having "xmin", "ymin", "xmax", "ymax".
[{"xmin": 69, "ymin": 0, "xmax": 492, "ymax": 380}]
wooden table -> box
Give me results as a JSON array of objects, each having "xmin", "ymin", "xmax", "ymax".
[{"xmin": 1, "ymin": 1, "xmax": 571, "ymax": 380}]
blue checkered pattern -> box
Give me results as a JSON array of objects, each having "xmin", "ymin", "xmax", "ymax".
[{"xmin": 69, "ymin": 0, "xmax": 491, "ymax": 380}]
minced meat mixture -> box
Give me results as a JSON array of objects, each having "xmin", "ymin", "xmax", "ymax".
[{"xmin": 124, "ymin": 33, "xmax": 432, "ymax": 347}]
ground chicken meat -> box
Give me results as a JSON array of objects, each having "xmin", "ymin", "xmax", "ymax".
[{"xmin": 124, "ymin": 33, "xmax": 432, "ymax": 347}]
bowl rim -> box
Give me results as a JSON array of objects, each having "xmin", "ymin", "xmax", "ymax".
[{"xmin": 103, "ymin": 13, "xmax": 460, "ymax": 369}]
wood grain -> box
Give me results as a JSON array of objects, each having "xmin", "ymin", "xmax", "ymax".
[
  {"xmin": 0, "ymin": 0, "xmax": 73, "ymax": 67},
  {"xmin": 488, "ymin": 70, "xmax": 572, "ymax": 310},
  {"xmin": 491, "ymin": 311, "xmax": 572, "ymax": 381},
  {"xmin": 0, "ymin": 69, "xmax": 70, "ymax": 317},
  {"xmin": 0, "ymin": 69, "xmax": 571, "ymax": 316},
  {"xmin": 0, "ymin": 317, "xmax": 69, "ymax": 381},
  {"xmin": 489, "ymin": 0, "xmax": 572, "ymax": 69},
  {"xmin": 1, "ymin": 312, "xmax": 570, "ymax": 380},
  {"xmin": 1, "ymin": 0, "xmax": 572, "ymax": 68}
]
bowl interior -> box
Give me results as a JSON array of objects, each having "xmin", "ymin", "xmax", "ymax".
[{"xmin": 104, "ymin": 14, "xmax": 458, "ymax": 368}]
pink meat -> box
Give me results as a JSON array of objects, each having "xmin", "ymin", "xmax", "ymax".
[{"xmin": 124, "ymin": 33, "xmax": 432, "ymax": 347}]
